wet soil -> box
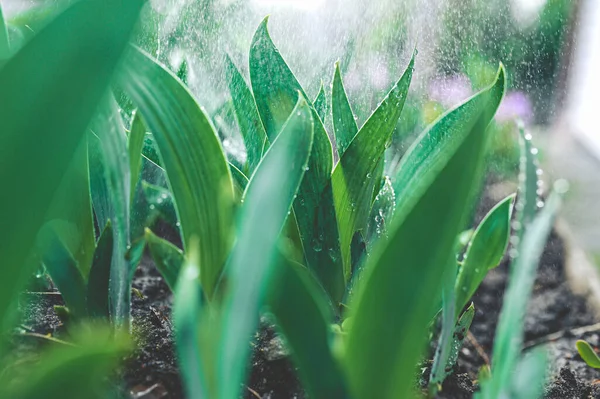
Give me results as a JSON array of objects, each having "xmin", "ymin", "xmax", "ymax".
[{"xmin": 10, "ymin": 187, "xmax": 600, "ymax": 399}]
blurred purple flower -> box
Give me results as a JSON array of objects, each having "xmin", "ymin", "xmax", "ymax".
[
  {"xmin": 428, "ymin": 74, "xmax": 472, "ymax": 108},
  {"xmin": 495, "ymin": 91, "xmax": 533, "ymax": 123}
]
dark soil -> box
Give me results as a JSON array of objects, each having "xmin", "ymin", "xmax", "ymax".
[{"xmin": 9, "ymin": 185, "xmax": 600, "ymax": 398}]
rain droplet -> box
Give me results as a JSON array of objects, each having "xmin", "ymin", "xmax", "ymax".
[
  {"xmin": 524, "ymin": 133, "xmax": 532, "ymax": 141},
  {"xmin": 530, "ymin": 148, "xmax": 539, "ymax": 155}
]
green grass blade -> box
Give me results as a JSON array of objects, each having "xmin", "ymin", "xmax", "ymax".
[
  {"xmin": 0, "ymin": 3, "xmax": 10, "ymax": 59},
  {"xmin": 128, "ymin": 111, "xmax": 146, "ymax": 206},
  {"xmin": 248, "ymin": 17, "xmax": 342, "ymax": 304},
  {"xmin": 332, "ymin": 61, "xmax": 358, "ymax": 157},
  {"xmin": 119, "ymin": 47, "xmax": 234, "ymax": 299},
  {"xmin": 267, "ymin": 259, "xmax": 348, "ymax": 399},
  {"xmin": 87, "ymin": 221, "xmax": 114, "ymax": 319},
  {"xmin": 229, "ymin": 162, "xmax": 249, "ymax": 199},
  {"xmin": 455, "ymin": 194, "xmax": 514, "ymax": 315},
  {"xmin": 314, "ymin": 80, "xmax": 328, "ymax": 123},
  {"xmin": 90, "ymin": 96, "xmax": 132, "ymax": 327},
  {"xmin": 446, "ymin": 303, "xmax": 475, "ymax": 377},
  {"xmin": 0, "ymin": 0, "xmax": 143, "ymax": 327},
  {"xmin": 38, "ymin": 227, "xmax": 87, "ymax": 318},
  {"xmin": 344, "ymin": 66, "xmax": 505, "ymax": 399},
  {"xmin": 145, "ymin": 228, "xmax": 184, "ymax": 291},
  {"xmin": 225, "ymin": 55, "xmax": 268, "ymax": 175},
  {"xmin": 332, "ymin": 53, "xmax": 415, "ymax": 280},
  {"xmin": 481, "ymin": 186, "xmax": 565, "ymax": 397},
  {"xmin": 576, "ymin": 340, "xmax": 600, "ymax": 369},
  {"xmin": 218, "ymin": 99, "xmax": 314, "ymax": 399},
  {"xmin": 173, "ymin": 243, "xmax": 208, "ymax": 399},
  {"xmin": 0, "ymin": 326, "xmax": 130, "ymax": 399}
]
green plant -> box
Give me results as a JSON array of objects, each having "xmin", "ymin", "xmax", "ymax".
[{"xmin": 120, "ymin": 16, "xmax": 560, "ymax": 399}]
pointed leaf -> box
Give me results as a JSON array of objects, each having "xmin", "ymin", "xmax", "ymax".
[
  {"xmin": 0, "ymin": 0, "xmax": 142, "ymax": 326},
  {"xmin": 333, "ymin": 53, "xmax": 415, "ymax": 279},
  {"xmin": 119, "ymin": 47, "xmax": 235, "ymax": 299},
  {"xmin": 455, "ymin": 194, "xmax": 514, "ymax": 315},
  {"xmin": 249, "ymin": 18, "xmax": 343, "ymax": 303},
  {"xmin": 225, "ymin": 55, "xmax": 268, "ymax": 175},
  {"xmin": 344, "ymin": 66, "xmax": 505, "ymax": 399},
  {"xmin": 332, "ymin": 61, "xmax": 358, "ymax": 157},
  {"xmin": 314, "ymin": 81, "xmax": 328, "ymax": 123},
  {"xmin": 87, "ymin": 221, "xmax": 114, "ymax": 319},
  {"xmin": 218, "ymin": 99, "xmax": 314, "ymax": 399},
  {"xmin": 267, "ymin": 259, "xmax": 348, "ymax": 399},
  {"xmin": 365, "ymin": 176, "xmax": 395, "ymax": 251},
  {"xmin": 481, "ymin": 186, "xmax": 565, "ymax": 397},
  {"xmin": 515, "ymin": 126, "xmax": 541, "ymax": 239},
  {"xmin": 145, "ymin": 228, "xmax": 184, "ymax": 291}
]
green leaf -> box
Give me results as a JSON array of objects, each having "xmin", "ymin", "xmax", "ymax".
[
  {"xmin": 229, "ymin": 162, "xmax": 249, "ymax": 199},
  {"xmin": 430, "ymin": 257, "xmax": 458, "ymax": 391},
  {"xmin": 576, "ymin": 340, "xmax": 600, "ymax": 369},
  {"xmin": 455, "ymin": 194, "xmax": 514, "ymax": 315},
  {"xmin": 128, "ymin": 111, "xmax": 146, "ymax": 206},
  {"xmin": 1, "ymin": 326, "xmax": 130, "ymax": 399},
  {"xmin": 0, "ymin": 0, "xmax": 142, "ymax": 327},
  {"xmin": 173, "ymin": 242, "xmax": 208, "ymax": 399},
  {"xmin": 218, "ymin": 99, "xmax": 314, "ymax": 399},
  {"xmin": 38, "ymin": 226, "xmax": 87, "ymax": 319},
  {"xmin": 90, "ymin": 95, "xmax": 132, "ymax": 327},
  {"xmin": 332, "ymin": 61, "xmax": 358, "ymax": 157},
  {"xmin": 119, "ymin": 47, "xmax": 235, "ymax": 299},
  {"xmin": 248, "ymin": 17, "xmax": 342, "ymax": 304},
  {"xmin": 225, "ymin": 55, "xmax": 268, "ymax": 175},
  {"xmin": 333, "ymin": 52, "xmax": 415, "ymax": 280},
  {"xmin": 267, "ymin": 259, "xmax": 347, "ymax": 399},
  {"xmin": 142, "ymin": 181, "xmax": 178, "ymax": 228},
  {"xmin": 446, "ymin": 303, "xmax": 475, "ymax": 376},
  {"xmin": 87, "ymin": 221, "xmax": 114, "ymax": 319},
  {"xmin": 480, "ymin": 186, "xmax": 565, "ymax": 398},
  {"xmin": 45, "ymin": 139, "xmax": 95, "ymax": 279},
  {"xmin": 344, "ymin": 65, "xmax": 505, "ymax": 399},
  {"xmin": 314, "ymin": 80, "xmax": 329, "ymax": 123},
  {"xmin": 0, "ymin": 3, "xmax": 10, "ymax": 59},
  {"xmin": 515, "ymin": 126, "xmax": 540, "ymax": 236},
  {"xmin": 145, "ymin": 228, "xmax": 184, "ymax": 291},
  {"xmin": 177, "ymin": 59, "xmax": 188, "ymax": 85},
  {"xmin": 365, "ymin": 176, "xmax": 395, "ymax": 250}
]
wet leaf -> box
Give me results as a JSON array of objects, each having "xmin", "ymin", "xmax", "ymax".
[
  {"xmin": 365, "ymin": 176, "xmax": 395, "ymax": 250},
  {"xmin": 344, "ymin": 66, "xmax": 505, "ymax": 399},
  {"xmin": 333, "ymin": 52, "xmax": 415, "ymax": 280},
  {"xmin": 0, "ymin": 0, "xmax": 142, "ymax": 329},
  {"xmin": 455, "ymin": 194, "xmax": 514, "ymax": 315},
  {"xmin": 119, "ymin": 46, "xmax": 235, "ymax": 299},
  {"xmin": 515, "ymin": 126, "xmax": 540, "ymax": 236},
  {"xmin": 267, "ymin": 259, "xmax": 347, "ymax": 399},
  {"xmin": 332, "ymin": 61, "xmax": 358, "ymax": 157},
  {"xmin": 128, "ymin": 111, "xmax": 146, "ymax": 205},
  {"xmin": 314, "ymin": 81, "xmax": 328, "ymax": 123},
  {"xmin": 142, "ymin": 181, "xmax": 178, "ymax": 228},
  {"xmin": 145, "ymin": 228, "xmax": 184, "ymax": 291},
  {"xmin": 90, "ymin": 96, "xmax": 132, "ymax": 327},
  {"xmin": 218, "ymin": 99, "xmax": 314, "ymax": 399},
  {"xmin": 87, "ymin": 221, "xmax": 114, "ymax": 319},
  {"xmin": 479, "ymin": 186, "xmax": 565, "ymax": 398},
  {"xmin": 576, "ymin": 340, "xmax": 600, "ymax": 369},
  {"xmin": 225, "ymin": 55, "xmax": 268, "ymax": 175},
  {"xmin": 249, "ymin": 18, "xmax": 343, "ymax": 304}
]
